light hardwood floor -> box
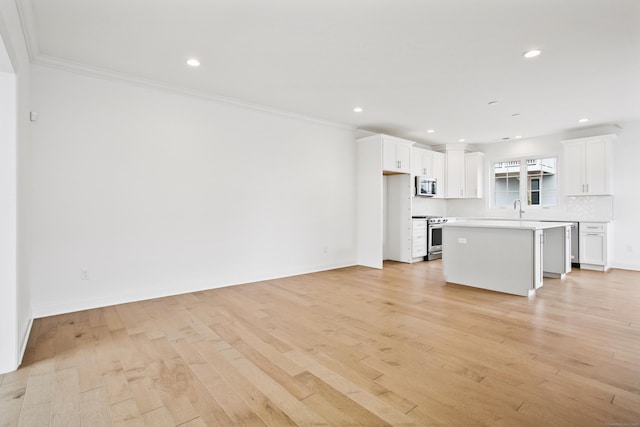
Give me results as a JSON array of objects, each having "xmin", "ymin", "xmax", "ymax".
[{"xmin": 1, "ymin": 261, "xmax": 639, "ymax": 426}]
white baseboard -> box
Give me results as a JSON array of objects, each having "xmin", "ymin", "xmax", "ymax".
[
  {"xmin": 610, "ymin": 263, "xmax": 640, "ymax": 272},
  {"xmin": 18, "ymin": 316, "xmax": 33, "ymax": 367},
  {"xmin": 31, "ymin": 261, "xmax": 356, "ymax": 319},
  {"xmin": 580, "ymin": 263, "xmax": 609, "ymax": 272},
  {"xmin": 0, "ymin": 314, "xmax": 33, "ymax": 374}
]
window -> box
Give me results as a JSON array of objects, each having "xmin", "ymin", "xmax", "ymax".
[
  {"xmin": 493, "ymin": 157, "xmax": 557, "ymax": 208},
  {"xmin": 529, "ymin": 178, "xmax": 540, "ymax": 205},
  {"xmin": 494, "ymin": 160, "xmax": 521, "ymax": 207}
]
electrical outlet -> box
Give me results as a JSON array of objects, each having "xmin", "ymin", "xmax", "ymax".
[
  {"xmin": 458, "ymin": 238, "xmax": 467, "ymax": 244},
  {"xmin": 80, "ymin": 269, "xmax": 89, "ymax": 280}
]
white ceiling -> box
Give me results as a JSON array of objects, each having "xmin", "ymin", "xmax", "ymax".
[{"xmin": 18, "ymin": 0, "xmax": 640, "ymax": 145}]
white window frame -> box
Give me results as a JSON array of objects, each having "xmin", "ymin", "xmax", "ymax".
[{"xmin": 489, "ymin": 155, "xmax": 558, "ymax": 211}]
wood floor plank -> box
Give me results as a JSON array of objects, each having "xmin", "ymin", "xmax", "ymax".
[
  {"xmin": 16, "ymin": 371, "xmax": 54, "ymax": 427},
  {"xmin": 50, "ymin": 367, "xmax": 80, "ymax": 427},
  {"xmin": 210, "ymin": 322, "xmax": 313, "ymax": 399},
  {"xmin": 0, "ymin": 372, "xmax": 28, "ymax": 427},
  {"xmin": 188, "ymin": 359, "xmax": 265, "ymax": 426},
  {"xmin": 164, "ymin": 360, "xmax": 236, "ymax": 427},
  {"xmin": 285, "ymin": 348, "xmax": 417, "ymax": 425},
  {"xmin": 139, "ymin": 405, "xmax": 174, "ymax": 427},
  {"xmin": 109, "ymin": 398, "xmax": 144, "ymax": 427},
  {"xmin": 295, "ymin": 371, "xmax": 392, "ymax": 426},
  {"xmin": 193, "ymin": 340, "xmax": 299, "ymax": 426},
  {"xmin": 78, "ymin": 386, "xmax": 111, "ymax": 427},
  {"xmin": 149, "ymin": 359, "xmax": 200, "ymax": 426},
  {"xmin": 124, "ymin": 367, "xmax": 164, "ymax": 415},
  {"xmin": 3, "ymin": 261, "xmax": 640, "ymax": 426},
  {"xmin": 216, "ymin": 347, "xmax": 329, "ymax": 426}
]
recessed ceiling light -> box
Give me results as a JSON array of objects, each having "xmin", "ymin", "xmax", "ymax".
[
  {"xmin": 515, "ymin": 135, "xmax": 522, "ymax": 139},
  {"xmin": 488, "ymin": 100, "xmax": 499, "ymax": 106},
  {"xmin": 353, "ymin": 107, "xmax": 363, "ymax": 113},
  {"xmin": 512, "ymin": 113, "xmax": 521, "ymax": 117},
  {"xmin": 523, "ymin": 49, "xmax": 542, "ymax": 58},
  {"xmin": 459, "ymin": 139, "xmax": 465, "ymax": 142},
  {"xmin": 427, "ymin": 129, "xmax": 435, "ymax": 133},
  {"xmin": 186, "ymin": 58, "xmax": 201, "ymax": 67},
  {"xmin": 578, "ymin": 118, "xmax": 589, "ymax": 123}
]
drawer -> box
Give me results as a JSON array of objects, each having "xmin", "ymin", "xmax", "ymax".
[
  {"xmin": 412, "ymin": 220, "xmax": 427, "ymax": 231},
  {"xmin": 413, "ymin": 231, "xmax": 427, "ymax": 242},
  {"xmin": 412, "ymin": 245, "xmax": 427, "ymax": 257},
  {"xmin": 411, "ymin": 243, "xmax": 427, "ymax": 252},
  {"xmin": 580, "ymin": 223, "xmax": 605, "ymax": 233}
]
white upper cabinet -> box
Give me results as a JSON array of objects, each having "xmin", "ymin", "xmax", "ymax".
[
  {"xmin": 464, "ymin": 152, "xmax": 485, "ymax": 199},
  {"xmin": 444, "ymin": 147, "xmax": 484, "ymax": 199},
  {"xmin": 432, "ymin": 152, "xmax": 445, "ymax": 198},
  {"xmin": 562, "ymin": 134, "xmax": 615, "ymax": 196},
  {"xmin": 382, "ymin": 137, "xmax": 412, "ymax": 174},
  {"xmin": 445, "ymin": 148, "xmax": 466, "ymax": 198},
  {"xmin": 411, "ymin": 147, "xmax": 433, "ymax": 176},
  {"xmin": 412, "ymin": 147, "xmax": 445, "ymax": 197}
]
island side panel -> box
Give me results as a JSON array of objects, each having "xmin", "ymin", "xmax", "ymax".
[
  {"xmin": 443, "ymin": 226, "xmax": 535, "ymax": 296},
  {"xmin": 542, "ymin": 225, "xmax": 571, "ymax": 278}
]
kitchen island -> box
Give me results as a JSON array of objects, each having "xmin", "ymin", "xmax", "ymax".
[{"xmin": 442, "ymin": 220, "xmax": 572, "ymax": 296}]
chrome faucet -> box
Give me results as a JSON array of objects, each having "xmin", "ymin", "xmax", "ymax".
[{"xmin": 513, "ymin": 199, "xmax": 525, "ymax": 219}]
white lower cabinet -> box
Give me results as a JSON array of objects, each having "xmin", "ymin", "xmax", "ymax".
[
  {"xmin": 412, "ymin": 219, "xmax": 427, "ymax": 262},
  {"xmin": 579, "ymin": 222, "xmax": 610, "ymax": 271}
]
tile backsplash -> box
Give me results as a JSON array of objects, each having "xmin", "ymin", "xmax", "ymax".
[{"xmin": 566, "ymin": 196, "xmax": 613, "ymax": 221}]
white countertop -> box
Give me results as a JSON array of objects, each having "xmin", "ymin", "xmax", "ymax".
[
  {"xmin": 448, "ymin": 216, "xmax": 611, "ymax": 223},
  {"xmin": 444, "ymin": 219, "xmax": 574, "ymax": 230}
]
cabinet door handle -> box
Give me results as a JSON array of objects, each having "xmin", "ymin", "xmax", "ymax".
[
  {"xmin": 586, "ymin": 183, "xmax": 589, "ymax": 192},
  {"xmin": 587, "ymin": 233, "xmax": 601, "ymax": 236},
  {"xmin": 397, "ymin": 160, "xmax": 401, "ymax": 168}
]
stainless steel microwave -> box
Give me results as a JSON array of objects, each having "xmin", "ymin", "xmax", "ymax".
[{"xmin": 416, "ymin": 176, "xmax": 437, "ymax": 197}]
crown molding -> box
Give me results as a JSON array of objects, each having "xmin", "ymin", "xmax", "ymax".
[
  {"xmin": 14, "ymin": 0, "xmax": 39, "ymax": 61},
  {"xmin": 31, "ymin": 55, "xmax": 355, "ymax": 131},
  {"xmin": 432, "ymin": 143, "xmax": 475, "ymax": 153}
]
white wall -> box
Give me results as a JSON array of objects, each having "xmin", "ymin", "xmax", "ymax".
[
  {"xmin": 411, "ymin": 197, "xmax": 447, "ymax": 217},
  {"xmin": 611, "ymin": 120, "xmax": 640, "ymax": 270},
  {"xmin": 0, "ymin": 0, "xmax": 32, "ymax": 373},
  {"xmin": 28, "ymin": 64, "xmax": 357, "ymax": 316},
  {"xmin": 446, "ymin": 123, "xmax": 640, "ymax": 270}
]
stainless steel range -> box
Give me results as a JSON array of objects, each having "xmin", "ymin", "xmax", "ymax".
[{"xmin": 426, "ymin": 216, "xmax": 448, "ymax": 260}]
